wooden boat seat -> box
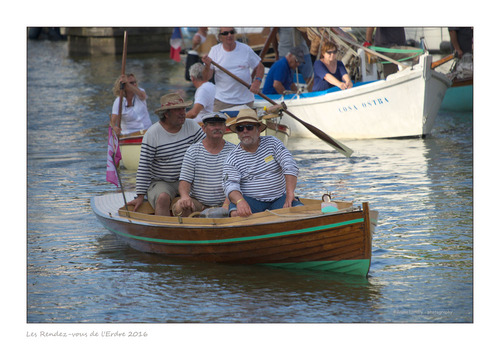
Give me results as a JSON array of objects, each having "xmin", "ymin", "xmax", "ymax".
[{"xmin": 121, "ymin": 201, "xmax": 155, "ymax": 215}]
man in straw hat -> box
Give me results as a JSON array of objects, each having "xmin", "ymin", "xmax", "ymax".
[
  {"xmin": 127, "ymin": 93, "xmax": 205, "ymax": 216},
  {"xmin": 222, "ymin": 109, "xmax": 303, "ymax": 217},
  {"xmin": 172, "ymin": 112, "xmax": 236, "ymax": 217}
]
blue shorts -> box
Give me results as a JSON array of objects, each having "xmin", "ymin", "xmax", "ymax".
[{"xmin": 229, "ymin": 194, "xmax": 303, "ymax": 214}]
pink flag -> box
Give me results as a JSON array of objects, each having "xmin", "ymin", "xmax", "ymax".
[{"xmin": 106, "ymin": 126, "xmax": 122, "ymax": 187}]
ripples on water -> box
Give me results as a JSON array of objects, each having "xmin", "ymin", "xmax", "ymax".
[{"xmin": 26, "ymin": 40, "xmax": 472, "ymax": 328}]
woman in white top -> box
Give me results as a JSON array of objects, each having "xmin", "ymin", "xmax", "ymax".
[{"xmin": 110, "ymin": 73, "xmax": 152, "ymax": 135}]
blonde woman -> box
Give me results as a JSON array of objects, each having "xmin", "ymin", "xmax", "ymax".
[{"xmin": 110, "ymin": 73, "xmax": 151, "ymax": 135}]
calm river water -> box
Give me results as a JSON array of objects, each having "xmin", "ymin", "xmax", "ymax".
[{"xmin": 25, "ymin": 38, "xmax": 474, "ymax": 345}]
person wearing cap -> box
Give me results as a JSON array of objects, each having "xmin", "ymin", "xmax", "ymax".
[
  {"xmin": 277, "ymin": 28, "xmax": 314, "ymax": 91},
  {"xmin": 312, "ymin": 41, "xmax": 353, "ymax": 92},
  {"xmin": 172, "ymin": 112, "xmax": 236, "ymax": 217},
  {"xmin": 262, "ymin": 46, "xmax": 303, "ymax": 95},
  {"xmin": 201, "ymin": 27, "xmax": 265, "ymax": 112},
  {"xmin": 185, "ymin": 62, "xmax": 216, "ymax": 123},
  {"xmin": 222, "ymin": 109, "xmax": 302, "ymax": 217},
  {"xmin": 127, "ymin": 93, "xmax": 205, "ymax": 216}
]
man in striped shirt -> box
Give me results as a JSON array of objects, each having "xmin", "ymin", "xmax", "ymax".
[
  {"xmin": 222, "ymin": 109, "xmax": 302, "ymax": 217},
  {"xmin": 127, "ymin": 93, "xmax": 205, "ymax": 216},
  {"xmin": 172, "ymin": 112, "xmax": 236, "ymax": 217}
]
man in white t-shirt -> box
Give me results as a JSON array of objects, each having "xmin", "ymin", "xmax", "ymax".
[
  {"xmin": 186, "ymin": 63, "xmax": 215, "ymax": 123},
  {"xmin": 202, "ymin": 27, "xmax": 265, "ymax": 112}
]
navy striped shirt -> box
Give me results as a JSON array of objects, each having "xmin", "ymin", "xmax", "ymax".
[
  {"xmin": 179, "ymin": 140, "xmax": 236, "ymax": 206},
  {"xmin": 136, "ymin": 120, "xmax": 205, "ymax": 195},
  {"xmin": 223, "ymin": 136, "xmax": 299, "ymax": 202}
]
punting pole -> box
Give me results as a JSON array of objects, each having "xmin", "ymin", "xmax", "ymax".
[{"xmin": 116, "ymin": 30, "xmax": 130, "ymax": 217}]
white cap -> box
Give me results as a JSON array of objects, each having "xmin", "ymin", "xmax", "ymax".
[{"xmin": 200, "ymin": 112, "xmax": 227, "ymax": 122}]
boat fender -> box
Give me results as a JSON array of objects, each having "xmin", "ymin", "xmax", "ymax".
[
  {"xmin": 321, "ymin": 202, "xmax": 339, "ymax": 213},
  {"xmin": 200, "ymin": 207, "xmax": 229, "ymax": 218}
]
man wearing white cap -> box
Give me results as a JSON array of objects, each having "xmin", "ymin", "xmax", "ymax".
[
  {"xmin": 172, "ymin": 112, "xmax": 236, "ymax": 217},
  {"xmin": 222, "ymin": 109, "xmax": 302, "ymax": 217},
  {"xmin": 127, "ymin": 92, "xmax": 205, "ymax": 216}
]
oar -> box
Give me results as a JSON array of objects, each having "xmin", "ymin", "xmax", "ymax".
[
  {"xmin": 210, "ymin": 60, "xmax": 353, "ymax": 157},
  {"xmin": 431, "ymin": 53, "xmax": 456, "ymax": 69}
]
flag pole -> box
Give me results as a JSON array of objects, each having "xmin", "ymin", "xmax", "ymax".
[
  {"xmin": 111, "ymin": 129, "xmax": 131, "ymax": 218},
  {"xmin": 116, "ymin": 30, "xmax": 130, "ymax": 217}
]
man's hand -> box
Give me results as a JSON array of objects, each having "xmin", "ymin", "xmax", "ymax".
[
  {"xmin": 127, "ymin": 194, "xmax": 145, "ymax": 212},
  {"xmin": 235, "ymin": 198, "xmax": 253, "ymax": 217}
]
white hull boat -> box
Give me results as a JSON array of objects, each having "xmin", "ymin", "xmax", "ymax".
[
  {"xmin": 119, "ymin": 130, "xmax": 146, "ymax": 170},
  {"xmin": 254, "ymin": 53, "xmax": 451, "ymax": 140}
]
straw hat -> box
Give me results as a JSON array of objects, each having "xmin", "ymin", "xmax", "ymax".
[
  {"xmin": 227, "ymin": 109, "xmax": 267, "ymax": 133},
  {"xmin": 154, "ymin": 93, "xmax": 193, "ymax": 115}
]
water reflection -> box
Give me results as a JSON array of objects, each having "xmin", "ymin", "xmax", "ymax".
[{"xmin": 93, "ymin": 234, "xmax": 383, "ymax": 323}]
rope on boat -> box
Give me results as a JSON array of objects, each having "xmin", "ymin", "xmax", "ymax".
[{"xmin": 367, "ymin": 46, "xmax": 425, "ymax": 64}]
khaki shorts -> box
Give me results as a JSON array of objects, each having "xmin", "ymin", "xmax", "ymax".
[{"xmin": 147, "ymin": 179, "xmax": 179, "ymax": 209}]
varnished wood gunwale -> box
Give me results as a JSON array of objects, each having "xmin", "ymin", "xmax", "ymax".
[{"xmin": 113, "ymin": 206, "xmax": 363, "ymax": 241}]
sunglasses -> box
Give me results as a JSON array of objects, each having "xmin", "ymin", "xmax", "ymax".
[
  {"xmin": 326, "ymin": 50, "xmax": 338, "ymax": 55},
  {"xmin": 220, "ymin": 30, "xmax": 236, "ymax": 36},
  {"xmin": 235, "ymin": 124, "xmax": 256, "ymax": 132}
]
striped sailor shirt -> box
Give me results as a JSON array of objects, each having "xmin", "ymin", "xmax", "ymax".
[
  {"xmin": 135, "ymin": 119, "xmax": 205, "ymax": 195},
  {"xmin": 222, "ymin": 136, "xmax": 299, "ymax": 202},
  {"xmin": 179, "ymin": 140, "xmax": 236, "ymax": 207}
]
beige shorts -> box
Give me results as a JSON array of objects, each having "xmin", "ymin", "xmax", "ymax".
[{"xmin": 147, "ymin": 179, "xmax": 179, "ymax": 209}]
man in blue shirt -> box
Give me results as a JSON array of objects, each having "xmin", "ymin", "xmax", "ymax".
[{"xmin": 262, "ymin": 46, "xmax": 304, "ymax": 95}]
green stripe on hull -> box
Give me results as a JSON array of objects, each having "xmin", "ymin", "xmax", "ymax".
[
  {"xmin": 262, "ymin": 259, "xmax": 370, "ymax": 276},
  {"xmin": 107, "ymin": 218, "xmax": 364, "ymax": 245}
]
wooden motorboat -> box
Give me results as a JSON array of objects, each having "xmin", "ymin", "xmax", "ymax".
[
  {"xmin": 91, "ymin": 192, "xmax": 378, "ymax": 276},
  {"xmin": 118, "ymin": 130, "xmax": 146, "ymax": 170}
]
